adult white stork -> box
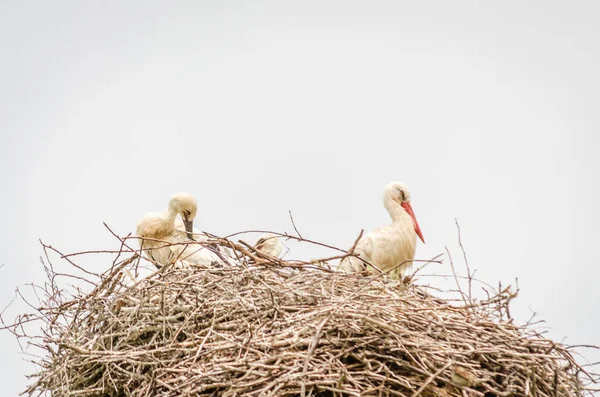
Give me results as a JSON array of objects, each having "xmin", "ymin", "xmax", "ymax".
[
  {"xmin": 254, "ymin": 233, "xmax": 284, "ymax": 258},
  {"xmin": 136, "ymin": 193, "xmax": 225, "ymax": 268},
  {"xmin": 337, "ymin": 182, "xmax": 425, "ymax": 279}
]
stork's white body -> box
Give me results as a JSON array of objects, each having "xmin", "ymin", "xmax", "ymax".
[
  {"xmin": 338, "ymin": 182, "xmax": 424, "ymax": 279},
  {"xmin": 174, "ymin": 240, "xmax": 228, "ymax": 267},
  {"xmin": 173, "ymin": 219, "xmax": 236, "ymax": 266},
  {"xmin": 173, "ymin": 218, "xmax": 211, "ymax": 243}
]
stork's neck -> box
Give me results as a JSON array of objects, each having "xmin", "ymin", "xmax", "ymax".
[
  {"xmin": 384, "ymin": 197, "xmax": 410, "ymax": 223},
  {"xmin": 165, "ymin": 206, "xmax": 179, "ymax": 224}
]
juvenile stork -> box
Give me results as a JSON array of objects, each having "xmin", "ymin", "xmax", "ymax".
[
  {"xmin": 136, "ymin": 193, "xmax": 225, "ymax": 268},
  {"xmin": 337, "ymin": 182, "xmax": 425, "ymax": 279},
  {"xmin": 254, "ymin": 233, "xmax": 284, "ymax": 258}
]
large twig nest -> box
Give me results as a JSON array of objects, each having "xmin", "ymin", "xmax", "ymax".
[{"xmin": 7, "ymin": 235, "xmax": 598, "ymax": 397}]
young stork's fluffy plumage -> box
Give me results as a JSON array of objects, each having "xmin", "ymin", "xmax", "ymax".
[
  {"xmin": 337, "ymin": 182, "xmax": 425, "ymax": 279},
  {"xmin": 136, "ymin": 193, "xmax": 226, "ymax": 268}
]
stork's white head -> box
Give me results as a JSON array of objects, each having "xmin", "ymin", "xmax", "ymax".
[
  {"xmin": 254, "ymin": 233, "xmax": 284, "ymax": 258},
  {"xmin": 384, "ymin": 182, "xmax": 425, "ymax": 243},
  {"xmin": 168, "ymin": 193, "xmax": 197, "ymax": 240}
]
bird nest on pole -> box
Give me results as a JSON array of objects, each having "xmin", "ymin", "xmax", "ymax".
[{"xmin": 4, "ymin": 228, "xmax": 598, "ymax": 397}]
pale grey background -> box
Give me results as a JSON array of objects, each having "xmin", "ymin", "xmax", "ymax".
[{"xmin": 1, "ymin": 1, "xmax": 599, "ymax": 395}]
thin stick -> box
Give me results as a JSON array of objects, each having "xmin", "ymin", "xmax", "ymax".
[
  {"xmin": 455, "ymin": 218, "xmax": 473, "ymax": 299},
  {"xmin": 289, "ymin": 210, "xmax": 304, "ymax": 239}
]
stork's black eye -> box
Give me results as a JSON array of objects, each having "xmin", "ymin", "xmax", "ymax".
[{"xmin": 399, "ymin": 190, "xmax": 406, "ymax": 201}]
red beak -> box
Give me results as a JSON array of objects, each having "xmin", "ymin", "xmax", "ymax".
[{"xmin": 401, "ymin": 201, "xmax": 425, "ymax": 243}]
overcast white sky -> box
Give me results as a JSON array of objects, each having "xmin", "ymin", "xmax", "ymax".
[{"xmin": 1, "ymin": 1, "xmax": 599, "ymax": 395}]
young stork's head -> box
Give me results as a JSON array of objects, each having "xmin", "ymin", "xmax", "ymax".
[
  {"xmin": 168, "ymin": 193, "xmax": 197, "ymax": 240},
  {"xmin": 254, "ymin": 233, "xmax": 284, "ymax": 258}
]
